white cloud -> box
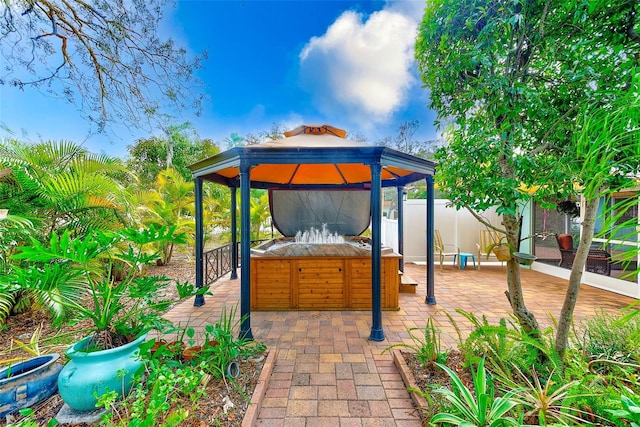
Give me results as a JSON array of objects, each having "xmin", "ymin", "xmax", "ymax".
[
  {"xmin": 383, "ymin": 0, "xmax": 426, "ymax": 20},
  {"xmin": 299, "ymin": 3, "xmax": 420, "ymax": 128}
]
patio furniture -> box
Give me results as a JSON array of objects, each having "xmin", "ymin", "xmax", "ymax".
[
  {"xmin": 434, "ymin": 229, "xmax": 460, "ymax": 271},
  {"xmin": 454, "ymin": 252, "xmax": 476, "ymax": 270},
  {"xmin": 476, "ymin": 229, "xmax": 505, "ymax": 269},
  {"xmin": 555, "ymin": 233, "xmax": 612, "ymax": 276}
]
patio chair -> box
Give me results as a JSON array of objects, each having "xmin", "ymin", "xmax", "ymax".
[
  {"xmin": 476, "ymin": 229, "xmax": 505, "ymax": 270},
  {"xmin": 555, "ymin": 233, "xmax": 612, "ymax": 276},
  {"xmin": 434, "ymin": 229, "xmax": 460, "ymax": 271}
]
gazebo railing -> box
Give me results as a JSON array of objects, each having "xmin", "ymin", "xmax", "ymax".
[
  {"xmin": 204, "ymin": 239, "xmax": 270, "ymax": 286},
  {"xmin": 204, "ymin": 243, "xmax": 233, "ymax": 286}
]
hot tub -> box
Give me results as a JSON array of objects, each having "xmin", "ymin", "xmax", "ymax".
[{"xmin": 250, "ymin": 190, "xmax": 401, "ymax": 311}]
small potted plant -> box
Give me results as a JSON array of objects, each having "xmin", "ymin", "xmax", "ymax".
[
  {"xmin": 513, "ymin": 251, "xmax": 537, "ymax": 266},
  {"xmin": 5, "ymin": 224, "xmax": 207, "ymax": 411},
  {"xmin": 485, "ymin": 235, "xmax": 514, "ymax": 262}
]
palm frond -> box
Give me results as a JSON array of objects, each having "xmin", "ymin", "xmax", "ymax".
[{"xmin": 0, "ymin": 286, "xmax": 16, "ymax": 325}]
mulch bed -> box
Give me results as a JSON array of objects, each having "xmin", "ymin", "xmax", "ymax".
[{"xmin": 401, "ymin": 350, "xmax": 474, "ymax": 424}]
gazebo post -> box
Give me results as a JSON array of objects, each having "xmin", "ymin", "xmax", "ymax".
[
  {"xmin": 369, "ymin": 163, "xmax": 385, "ymax": 342},
  {"xmin": 194, "ymin": 177, "xmax": 205, "ymax": 307},
  {"xmin": 230, "ymin": 186, "xmax": 238, "ymax": 280},
  {"xmin": 239, "ymin": 162, "xmax": 254, "ymax": 340},
  {"xmin": 426, "ymin": 175, "xmax": 436, "ymax": 305},
  {"xmin": 397, "ymin": 186, "xmax": 405, "ymax": 273}
]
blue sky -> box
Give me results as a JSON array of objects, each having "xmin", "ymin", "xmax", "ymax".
[{"xmin": 0, "ymin": 0, "xmax": 439, "ymax": 159}]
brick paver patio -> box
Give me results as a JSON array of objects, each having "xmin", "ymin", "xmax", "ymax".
[{"xmin": 164, "ymin": 263, "xmax": 636, "ymax": 426}]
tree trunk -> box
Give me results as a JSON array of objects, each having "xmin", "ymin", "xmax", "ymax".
[
  {"xmin": 503, "ymin": 213, "xmax": 540, "ymax": 334},
  {"xmin": 555, "ymin": 197, "xmax": 599, "ymax": 359},
  {"xmin": 167, "ymin": 141, "xmax": 174, "ymax": 168}
]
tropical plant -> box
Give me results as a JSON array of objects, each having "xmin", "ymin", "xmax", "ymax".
[
  {"xmin": 3, "ymin": 224, "xmax": 205, "ymax": 349},
  {"xmin": 250, "ymin": 190, "xmax": 271, "ymax": 241},
  {"xmin": 138, "ymin": 168, "xmax": 196, "ymax": 265},
  {"xmin": 184, "ymin": 305, "xmax": 265, "ymax": 379},
  {"xmin": 0, "ymin": 139, "xmax": 131, "ymax": 239},
  {"xmin": 456, "ymin": 310, "xmax": 553, "ymax": 377},
  {"xmin": 496, "ymin": 365, "xmax": 595, "ymax": 426},
  {"xmin": 606, "ymin": 387, "xmax": 640, "ymax": 427},
  {"xmin": 430, "ymin": 358, "xmax": 521, "ymax": 426},
  {"xmin": 382, "ymin": 317, "xmax": 448, "ymax": 367},
  {"xmin": 0, "ymin": 213, "xmax": 33, "ymax": 271},
  {"xmin": 0, "ymin": 212, "xmax": 35, "ymax": 324},
  {"xmin": 202, "ymin": 182, "xmax": 232, "ymax": 246},
  {"xmin": 0, "ymin": 140, "xmax": 135, "ymax": 323},
  {"xmin": 580, "ymin": 309, "xmax": 640, "ymax": 369}
]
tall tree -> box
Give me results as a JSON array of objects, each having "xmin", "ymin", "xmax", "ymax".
[
  {"xmin": 126, "ymin": 123, "xmax": 220, "ymax": 185},
  {"xmin": 376, "ymin": 120, "xmax": 441, "ymax": 159},
  {"xmin": 416, "ymin": 0, "xmax": 639, "ymax": 354},
  {"xmin": 0, "ymin": 1, "xmax": 204, "ymax": 131},
  {"xmin": 552, "ymin": 86, "xmax": 639, "ymax": 358},
  {"xmin": 242, "ymin": 123, "xmax": 287, "ymax": 145}
]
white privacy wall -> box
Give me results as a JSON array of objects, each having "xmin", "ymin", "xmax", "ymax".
[{"xmin": 382, "ymin": 199, "xmax": 502, "ymax": 263}]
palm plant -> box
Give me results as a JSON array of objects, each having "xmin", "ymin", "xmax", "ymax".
[
  {"xmin": 0, "ymin": 213, "xmax": 35, "ymax": 324},
  {"xmin": 250, "ymin": 190, "xmax": 271, "ymax": 240},
  {"xmin": 0, "ymin": 139, "xmax": 132, "ymax": 239},
  {"xmin": 0, "ymin": 140, "xmax": 135, "ymax": 323},
  {"xmin": 132, "ymin": 168, "xmax": 195, "ymax": 265},
  {"xmin": 202, "ymin": 183, "xmax": 231, "ymax": 246},
  {"xmin": 457, "ymin": 309, "xmax": 553, "ymax": 377}
]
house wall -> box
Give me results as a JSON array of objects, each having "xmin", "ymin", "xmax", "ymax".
[{"xmin": 529, "ymin": 191, "xmax": 640, "ymax": 299}]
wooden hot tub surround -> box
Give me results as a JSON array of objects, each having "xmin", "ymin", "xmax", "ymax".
[{"xmin": 250, "ymin": 253, "xmax": 401, "ymax": 310}]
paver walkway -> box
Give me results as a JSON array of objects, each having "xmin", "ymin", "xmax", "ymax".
[{"xmin": 165, "ymin": 263, "xmax": 636, "ymax": 426}]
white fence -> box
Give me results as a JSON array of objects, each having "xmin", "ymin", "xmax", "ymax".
[{"xmin": 382, "ymin": 199, "xmax": 501, "ymax": 263}]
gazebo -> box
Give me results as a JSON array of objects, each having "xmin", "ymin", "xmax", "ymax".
[{"xmin": 188, "ymin": 124, "xmax": 437, "ymax": 341}]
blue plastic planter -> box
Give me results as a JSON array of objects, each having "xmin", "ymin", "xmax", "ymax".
[
  {"xmin": 57, "ymin": 333, "xmax": 147, "ymax": 412},
  {"xmin": 0, "ymin": 354, "xmax": 63, "ymax": 417}
]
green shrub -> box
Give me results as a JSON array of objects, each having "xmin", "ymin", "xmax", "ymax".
[
  {"xmin": 457, "ymin": 309, "xmax": 555, "ymax": 378},
  {"xmin": 580, "ymin": 310, "xmax": 640, "ymax": 369},
  {"xmin": 606, "ymin": 387, "xmax": 640, "ymax": 427}
]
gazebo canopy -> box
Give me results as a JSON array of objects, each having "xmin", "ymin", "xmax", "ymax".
[{"xmin": 188, "ymin": 124, "xmax": 435, "ymax": 188}]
